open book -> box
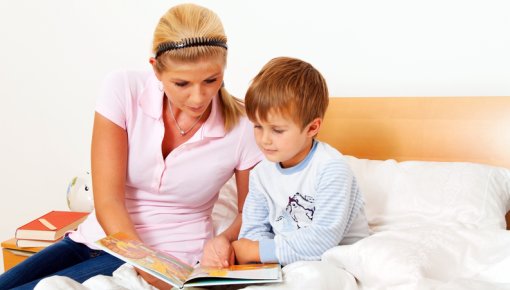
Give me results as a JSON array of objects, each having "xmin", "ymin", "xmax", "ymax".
[{"xmin": 96, "ymin": 232, "xmax": 282, "ymax": 289}]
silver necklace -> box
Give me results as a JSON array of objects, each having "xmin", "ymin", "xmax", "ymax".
[{"xmin": 167, "ymin": 99, "xmax": 205, "ymax": 136}]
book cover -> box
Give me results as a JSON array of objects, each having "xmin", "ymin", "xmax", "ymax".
[
  {"xmin": 15, "ymin": 237, "xmax": 63, "ymax": 248},
  {"xmin": 15, "ymin": 210, "xmax": 89, "ymax": 241},
  {"xmin": 96, "ymin": 232, "xmax": 282, "ymax": 289}
]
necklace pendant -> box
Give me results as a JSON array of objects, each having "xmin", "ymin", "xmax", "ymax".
[{"xmin": 167, "ymin": 98, "xmax": 204, "ymax": 137}]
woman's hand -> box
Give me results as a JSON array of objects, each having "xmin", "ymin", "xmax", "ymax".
[
  {"xmin": 136, "ymin": 268, "xmax": 172, "ymax": 290},
  {"xmin": 201, "ymin": 235, "xmax": 234, "ymax": 267}
]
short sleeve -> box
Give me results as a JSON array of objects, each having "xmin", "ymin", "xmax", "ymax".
[
  {"xmin": 235, "ymin": 117, "xmax": 263, "ymax": 170},
  {"xmin": 95, "ymin": 71, "xmax": 128, "ymax": 129}
]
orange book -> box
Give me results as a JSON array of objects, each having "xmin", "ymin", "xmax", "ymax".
[{"xmin": 15, "ymin": 211, "xmax": 89, "ymax": 241}]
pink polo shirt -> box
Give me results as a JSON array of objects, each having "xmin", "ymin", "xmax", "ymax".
[{"xmin": 69, "ymin": 70, "xmax": 262, "ymax": 264}]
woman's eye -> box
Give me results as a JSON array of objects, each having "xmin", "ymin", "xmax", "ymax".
[
  {"xmin": 254, "ymin": 125, "xmax": 262, "ymax": 130},
  {"xmin": 174, "ymin": 82, "xmax": 188, "ymax": 87},
  {"xmin": 205, "ymin": 78, "xmax": 217, "ymax": 84}
]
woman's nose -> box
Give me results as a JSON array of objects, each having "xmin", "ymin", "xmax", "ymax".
[{"xmin": 189, "ymin": 85, "xmax": 206, "ymax": 104}]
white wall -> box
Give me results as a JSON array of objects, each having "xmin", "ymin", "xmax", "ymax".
[{"xmin": 0, "ymin": 0, "xmax": 509, "ymax": 273}]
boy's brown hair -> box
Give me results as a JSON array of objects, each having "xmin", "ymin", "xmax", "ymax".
[{"xmin": 245, "ymin": 57, "xmax": 329, "ymax": 130}]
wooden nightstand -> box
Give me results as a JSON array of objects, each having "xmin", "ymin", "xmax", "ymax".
[{"xmin": 2, "ymin": 238, "xmax": 43, "ymax": 271}]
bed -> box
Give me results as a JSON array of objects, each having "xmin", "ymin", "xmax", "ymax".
[
  {"xmin": 313, "ymin": 96, "xmax": 510, "ymax": 290},
  {"xmin": 35, "ymin": 97, "xmax": 510, "ymax": 290}
]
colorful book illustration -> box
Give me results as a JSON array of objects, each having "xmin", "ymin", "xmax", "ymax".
[
  {"xmin": 15, "ymin": 211, "xmax": 89, "ymax": 241},
  {"xmin": 96, "ymin": 232, "xmax": 282, "ymax": 289}
]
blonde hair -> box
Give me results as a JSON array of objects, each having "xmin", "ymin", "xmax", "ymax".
[
  {"xmin": 152, "ymin": 3, "xmax": 244, "ymax": 132},
  {"xmin": 245, "ymin": 57, "xmax": 329, "ymax": 130}
]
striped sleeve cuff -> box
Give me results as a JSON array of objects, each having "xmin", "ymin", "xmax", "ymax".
[{"xmin": 259, "ymin": 239, "xmax": 278, "ymax": 263}]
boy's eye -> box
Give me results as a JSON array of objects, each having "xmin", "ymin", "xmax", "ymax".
[
  {"xmin": 254, "ymin": 125, "xmax": 262, "ymax": 130},
  {"xmin": 272, "ymin": 129, "xmax": 284, "ymax": 134},
  {"xmin": 205, "ymin": 78, "xmax": 217, "ymax": 84}
]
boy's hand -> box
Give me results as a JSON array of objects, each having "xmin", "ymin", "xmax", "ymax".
[
  {"xmin": 232, "ymin": 238, "xmax": 260, "ymax": 264},
  {"xmin": 201, "ymin": 235, "xmax": 233, "ymax": 267}
]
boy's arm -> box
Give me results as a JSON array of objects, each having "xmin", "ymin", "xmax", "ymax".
[
  {"xmin": 231, "ymin": 238, "xmax": 259, "ymax": 264},
  {"xmin": 272, "ymin": 161, "xmax": 364, "ymax": 265},
  {"xmin": 236, "ymin": 175, "xmax": 276, "ymax": 264}
]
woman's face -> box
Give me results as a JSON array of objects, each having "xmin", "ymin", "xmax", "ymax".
[{"xmin": 153, "ymin": 56, "xmax": 225, "ymax": 118}]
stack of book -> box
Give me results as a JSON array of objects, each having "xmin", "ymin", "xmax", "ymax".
[{"xmin": 15, "ymin": 210, "xmax": 89, "ymax": 248}]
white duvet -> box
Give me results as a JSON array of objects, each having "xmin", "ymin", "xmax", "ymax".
[
  {"xmin": 323, "ymin": 225, "xmax": 510, "ymax": 290},
  {"xmin": 35, "ymin": 157, "xmax": 510, "ymax": 290}
]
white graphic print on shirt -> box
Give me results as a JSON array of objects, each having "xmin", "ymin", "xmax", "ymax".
[{"xmin": 276, "ymin": 192, "xmax": 315, "ymax": 230}]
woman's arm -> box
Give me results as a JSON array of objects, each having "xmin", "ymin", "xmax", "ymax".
[
  {"xmin": 93, "ymin": 112, "xmax": 172, "ymax": 290},
  {"xmin": 91, "ymin": 112, "xmax": 139, "ymax": 240},
  {"xmin": 200, "ymin": 167, "xmax": 254, "ymax": 267},
  {"xmin": 221, "ymin": 167, "xmax": 251, "ymax": 241}
]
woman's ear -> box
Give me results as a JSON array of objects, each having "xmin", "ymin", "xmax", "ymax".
[
  {"xmin": 306, "ymin": 118, "xmax": 322, "ymax": 137},
  {"xmin": 149, "ymin": 57, "xmax": 162, "ymax": 81}
]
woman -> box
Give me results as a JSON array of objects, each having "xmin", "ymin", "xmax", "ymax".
[{"xmin": 0, "ymin": 4, "xmax": 261, "ymax": 289}]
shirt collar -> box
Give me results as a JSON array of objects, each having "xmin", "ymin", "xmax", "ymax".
[
  {"xmin": 139, "ymin": 73, "xmax": 163, "ymax": 119},
  {"xmin": 276, "ymin": 139, "xmax": 318, "ymax": 174},
  {"xmin": 202, "ymin": 94, "xmax": 226, "ymax": 138},
  {"xmin": 138, "ymin": 73, "xmax": 226, "ymax": 138}
]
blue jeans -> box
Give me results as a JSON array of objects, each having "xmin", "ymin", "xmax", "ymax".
[{"xmin": 0, "ymin": 236, "xmax": 124, "ymax": 290}]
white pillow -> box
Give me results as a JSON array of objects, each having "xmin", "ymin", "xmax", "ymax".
[
  {"xmin": 212, "ymin": 175, "xmax": 238, "ymax": 235},
  {"xmin": 344, "ymin": 156, "xmax": 510, "ymax": 231}
]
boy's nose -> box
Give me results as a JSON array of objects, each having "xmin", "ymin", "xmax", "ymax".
[{"xmin": 261, "ymin": 131, "xmax": 272, "ymax": 145}]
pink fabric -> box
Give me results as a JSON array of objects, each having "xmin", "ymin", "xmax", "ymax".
[{"xmin": 69, "ymin": 70, "xmax": 262, "ymax": 265}]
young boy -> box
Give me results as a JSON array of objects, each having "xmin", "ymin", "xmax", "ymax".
[{"xmin": 233, "ymin": 57, "xmax": 369, "ymax": 266}]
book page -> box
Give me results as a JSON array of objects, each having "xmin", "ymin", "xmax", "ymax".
[
  {"xmin": 97, "ymin": 233, "xmax": 193, "ymax": 288},
  {"xmin": 187, "ymin": 263, "xmax": 281, "ymax": 281}
]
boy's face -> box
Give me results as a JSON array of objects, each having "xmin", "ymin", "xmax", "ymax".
[{"xmin": 253, "ymin": 111, "xmax": 320, "ymax": 168}]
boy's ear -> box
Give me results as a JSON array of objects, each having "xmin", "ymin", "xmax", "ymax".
[{"xmin": 306, "ymin": 118, "xmax": 322, "ymax": 137}]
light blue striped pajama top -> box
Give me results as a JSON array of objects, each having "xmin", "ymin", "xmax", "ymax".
[{"xmin": 239, "ymin": 140, "xmax": 370, "ymax": 266}]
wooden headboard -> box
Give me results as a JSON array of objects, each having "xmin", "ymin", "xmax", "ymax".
[{"xmin": 317, "ymin": 97, "xmax": 510, "ymax": 229}]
